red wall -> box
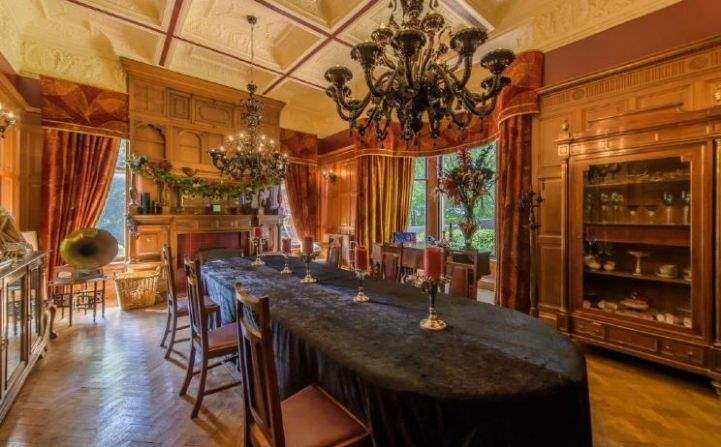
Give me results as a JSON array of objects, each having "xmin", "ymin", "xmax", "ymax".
[{"xmin": 544, "ymin": 0, "xmax": 721, "ymax": 86}]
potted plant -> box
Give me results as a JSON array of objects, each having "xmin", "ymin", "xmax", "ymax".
[{"xmin": 437, "ymin": 147, "xmax": 495, "ymax": 249}]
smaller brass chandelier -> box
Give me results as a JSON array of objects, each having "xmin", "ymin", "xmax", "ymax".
[
  {"xmin": 0, "ymin": 104, "xmax": 16, "ymax": 139},
  {"xmin": 324, "ymin": 0, "xmax": 514, "ymax": 142},
  {"xmin": 209, "ymin": 15, "xmax": 288, "ymax": 184}
]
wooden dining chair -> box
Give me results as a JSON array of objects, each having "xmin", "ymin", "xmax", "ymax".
[
  {"xmin": 235, "ymin": 283, "xmax": 370, "ymax": 447},
  {"xmin": 180, "ymin": 259, "xmax": 241, "ymax": 418},
  {"xmin": 326, "ymin": 242, "xmax": 342, "ymax": 270},
  {"xmin": 160, "ymin": 244, "xmax": 221, "ymax": 360},
  {"xmin": 382, "ymin": 252, "xmax": 400, "ymax": 282},
  {"xmin": 447, "ymin": 263, "xmax": 472, "ymax": 298}
]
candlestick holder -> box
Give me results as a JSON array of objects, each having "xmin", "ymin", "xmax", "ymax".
[
  {"xmin": 420, "ymin": 276, "xmax": 448, "ymax": 331},
  {"xmin": 299, "ymin": 252, "xmax": 318, "ymax": 283},
  {"xmin": 280, "ymin": 253, "xmax": 293, "ymax": 275},
  {"xmin": 353, "ymin": 269, "xmax": 369, "ymax": 302},
  {"xmin": 251, "ymin": 237, "xmax": 265, "ymax": 267}
]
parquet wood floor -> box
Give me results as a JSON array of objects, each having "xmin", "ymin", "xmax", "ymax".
[{"xmin": 1, "ymin": 302, "xmax": 720, "ymax": 446}]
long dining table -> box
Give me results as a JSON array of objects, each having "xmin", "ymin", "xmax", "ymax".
[{"xmin": 201, "ymin": 255, "xmax": 591, "ymax": 446}]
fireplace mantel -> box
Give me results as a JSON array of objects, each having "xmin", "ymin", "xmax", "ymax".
[{"xmin": 127, "ymin": 213, "xmax": 285, "ymax": 264}]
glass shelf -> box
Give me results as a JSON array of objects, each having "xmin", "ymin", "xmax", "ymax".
[{"xmin": 578, "ymin": 156, "xmax": 693, "ymax": 332}]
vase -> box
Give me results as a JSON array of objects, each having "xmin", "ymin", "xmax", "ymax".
[{"xmin": 459, "ymin": 217, "xmax": 478, "ymax": 249}]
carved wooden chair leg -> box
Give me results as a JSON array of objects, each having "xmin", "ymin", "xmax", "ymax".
[
  {"xmin": 192, "ymin": 357, "xmax": 209, "ymax": 418},
  {"xmin": 180, "ymin": 342, "xmax": 196, "ymax": 396},
  {"xmin": 160, "ymin": 311, "xmax": 172, "ymax": 348}
]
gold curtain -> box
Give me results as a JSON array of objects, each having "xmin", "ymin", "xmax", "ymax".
[{"xmin": 355, "ymin": 155, "xmax": 414, "ymax": 249}]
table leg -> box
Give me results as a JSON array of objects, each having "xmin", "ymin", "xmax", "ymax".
[
  {"xmin": 92, "ymin": 281, "xmax": 97, "ymax": 323},
  {"xmin": 69, "ymin": 293, "xmax": 73, "ymax": 327}
]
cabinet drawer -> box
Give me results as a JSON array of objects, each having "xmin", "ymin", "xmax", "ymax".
[
  {"xmin": 573, "ymin": 318, "xmax": 605, "ymax": 339},
  {"xmin": 606, "ymin": 326, "xmax": 658, "ymax": 352},
  {"xmin": 660, "ymin": 339, "xmax": 704, "ymax": 365}
]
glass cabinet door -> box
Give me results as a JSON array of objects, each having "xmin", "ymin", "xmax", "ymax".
[
  {"xmin": 4, "ymin": 274, "xmax": 26, "ymax": 389},
  {"xmin": 28, "ymin": 266, "xmax": 41, "ymax": 350},
  {"xmin": 572, "ymin": 147, "xmax": 708, "ymax": 335}
]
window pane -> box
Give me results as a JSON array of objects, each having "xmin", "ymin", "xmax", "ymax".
[
  {"xmin": 407, "ymin": 179, "xmax": 426, "ymax": 241},
  {"xmin": 280, "ymin": 182, "xmax": 299, "ymax": 244},
  {"xmin": 414, "ymin": 157, "xmax": 427, "ymax": 179},
  {"xmin": 96, "ymin": 141, "xmax": 127, "ymax": 258},
  {"xmin": 441, "ymin": 143, "xmax": 496, "ymax": 254}
]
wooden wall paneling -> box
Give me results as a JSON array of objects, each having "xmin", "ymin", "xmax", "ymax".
[
  {"xmin": 18, "ymin": 112, "xmax": 43, "ymax": 233},
  {"xmin": 129, "ymin": 78, "xmax": 165, "ymax": 117},
  {"xmin": 173, "ymin": 129, "xmax": 204, "ymax": 166},
  {"xmin": 167, "ymin": 89, "xmax": 191, "ymax": 122},
  {"xmin": 192, "ymin": 97, "xmax": 234, "ymax": 129},
  {"xmin": 132, "ymin": 122, "xmax": 167, "ymax": 159}
]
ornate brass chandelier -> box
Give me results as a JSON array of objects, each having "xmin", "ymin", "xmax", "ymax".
[
  {"xmin": 209, "ymin": 15, "xmax": 288, "ymax": 184},
  {"xmin": 324, "ymin": 0, "xmax": 515, "ymax": 142}
]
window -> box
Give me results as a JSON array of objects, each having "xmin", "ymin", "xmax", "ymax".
[
  {"xmin": 440, "ymin": 142, "xmax": 497, "ymax": 254},
  {"xmin": 280, "ymin": 182, "xmax": 299, "ymax": 244},
  {"xmin": 407, "ymin": 157, "xmax": 427, "ymax": 241},
  {"xmin": 96, "ymin": 140, "xmax": 127, "ymax": 258}
]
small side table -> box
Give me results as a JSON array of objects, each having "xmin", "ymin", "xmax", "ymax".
[{"xmin": 48, "ymin": 272, "xmax": 107, "ymax": 327}]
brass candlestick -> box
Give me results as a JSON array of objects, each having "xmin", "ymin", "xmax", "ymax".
[
  {"xmin": 280, "ymin": 253, "xmax": 292, "ymax": 275},
  {"xmin": 420, "ymin": 276, "xmax": 448, "ymax": 331},
  {"xmin": 353, "ymin": 269, "xmax": 369, "ymax": 303},
  {"xmin": 300, "ymin": 252, "xmax": 318, "ymax": 283},
  {"xmin": 251, "ymin": 237, "xmax": 265, "ymax": 267}
]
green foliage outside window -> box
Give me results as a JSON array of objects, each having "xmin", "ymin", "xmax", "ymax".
[{"xmin": 96, "ymin": 141, "xmax": 127, "ymax": 257}]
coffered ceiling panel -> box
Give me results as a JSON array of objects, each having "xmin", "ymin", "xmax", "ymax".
[
  {"xmin": 179, "ymin": 0, "xmax": 320, "ymax": 72},
  {"xmin": 167, "ymin": 40, "xmax": 277, "ymax": 91},
  {"xmin": 77, "ymin": 0, "xmax": 175, "ymax": 27},
  {"xmin": 271, "ymin": 0, "xmax": 365, "ymax": 28}
]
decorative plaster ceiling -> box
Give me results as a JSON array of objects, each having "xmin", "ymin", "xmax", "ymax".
[{"xmin": 0, "ymin": 0, "xmax": 682, "ymax": 137}]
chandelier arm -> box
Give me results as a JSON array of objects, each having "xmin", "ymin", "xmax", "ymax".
[
  {"xmin": 417, "ymin": 34, "xmax": 436, "ymax": 79},
  {"xmin": 364, "ymin": 69, "xmax": 394, "ymax": 98},
  {"xmin": 333, "ymin": 101, "xmax": 353, "ymax": 122},
  {"xmin": 381, "ymin": 52, "xmax": 397, "ymax": 70},
  {"xmin": 456, "ymin": 56, "xmax": 474, "ymax": 89}
]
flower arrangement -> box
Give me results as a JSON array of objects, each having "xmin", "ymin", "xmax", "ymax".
[
  {"xmin": 127, "ymin": 154, "xmax": 261, "ymax": 199},
  {"xmin": 437, "ymin": 146, "xmax": 496, "ymax": 249}
]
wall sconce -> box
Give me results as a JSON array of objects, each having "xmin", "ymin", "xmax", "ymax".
[
  {"xmin": 0, "ymin": 104, "xmax": 16, "ymax": 139},
  {"xmin": 322, "ymin": 170, "xmax": 338, "ymax": 183}
]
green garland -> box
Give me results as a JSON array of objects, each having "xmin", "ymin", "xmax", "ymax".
[{"xmin": 127, "ymin": 154, "xmax": 277, "ymax": 199}]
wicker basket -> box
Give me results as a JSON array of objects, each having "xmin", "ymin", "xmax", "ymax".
[{"xmin": 114, "ymin": 267, "xmax": 161, "ymax": 310}]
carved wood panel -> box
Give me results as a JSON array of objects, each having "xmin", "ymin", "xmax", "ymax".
[
  {"xmin": 192, "ymin": 98, "xmax": 234, "ymax": 128},
  {"xmin": 133, "ymin": 123, "xmax": 166, "ymax": 159},
  {"xmin": 130, "ymin": 80, "xmax": 165, "ymax": 116},
  {"xmin": 173, "ymin": 129, "xmax": 203, "ymax": 165},
  {"xmin": 167, "ymin": 90, "xmax": 191, "ymax": 122}
]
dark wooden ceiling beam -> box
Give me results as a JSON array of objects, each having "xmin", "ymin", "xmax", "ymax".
[{"xmin": 158, "ymin": 0, "xmax": 185, "ymax": 66}]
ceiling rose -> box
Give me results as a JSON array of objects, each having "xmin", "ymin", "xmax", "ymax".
[{"xmin": 324, "ymin": 0, "xmax": 515, "ymax": 142}]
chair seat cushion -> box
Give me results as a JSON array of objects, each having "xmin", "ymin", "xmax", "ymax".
[
  {"xmin": 207, "ymin": 323, "xmax": 238, "ymax": 353},
  {"xmin": 278, "ymin": 385, "xmax": 368, "ymax": 447}
]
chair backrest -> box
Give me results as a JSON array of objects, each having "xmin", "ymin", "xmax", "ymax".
[
  {"xmin": 161, "ymin": 244, "xmax": 178, "ymax": 304},
  {"xmin": 448, "ymin": 264, "xmax": 471, "ymax": 298},
  {"xmin": 382, "ymin": 252, "xmax": 399, "ymax": 282},
  {"xmin": 184, "ymin": 259, "xmax": 209, "ymax": 349},
  {"xmin": 235, "ymin": 283, "xmax": 285, "ymax": 447},
  {"xmin": 326, "ymin": 243, "xmax": 342, "ymax": 269}
]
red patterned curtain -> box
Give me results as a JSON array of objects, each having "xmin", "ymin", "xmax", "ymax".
[
  {"xmin": 493, "ymin": 51, "xmax": 544, "ymax": 313},
  {"xmin": 495, "ymin": 115, "xmax": 533, "ymax": 311},
  {"xmin": 40, "ymin": 129, "xmax": 121, "ymax": 272},
  {"xmin": 285, "ymin": 163, "xmax": 320, "ymax": 240},
  {"xmin": 355, "ymin": 155, "xmax": 414, "ymax": 250}
]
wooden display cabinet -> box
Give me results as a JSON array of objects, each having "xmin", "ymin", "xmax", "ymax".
[
  {"xmin": 558, "ymin": 105, "xmax": 721, "ymax": 392},
  {"xmin": 0, "ymin": 252, "xmax": 52, "ymax": 421}
]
